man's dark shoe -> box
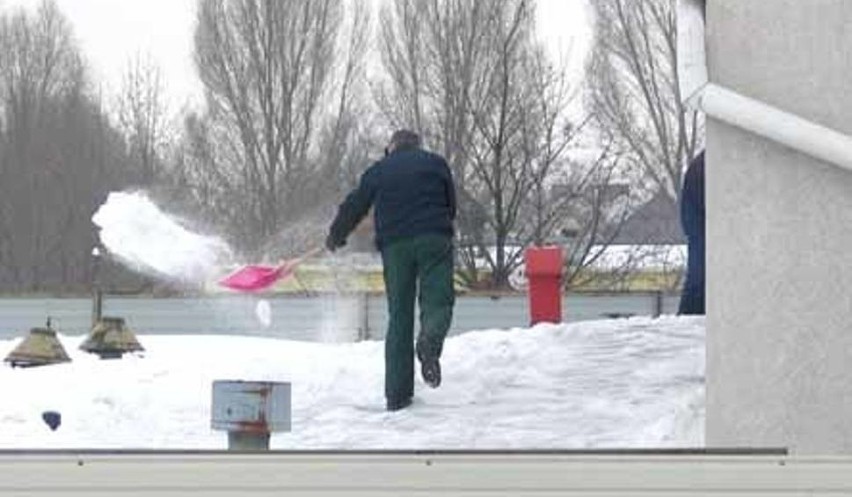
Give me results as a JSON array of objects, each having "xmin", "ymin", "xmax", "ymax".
[
  {"xmin": 386, "ymin": 397, "xmax": 413, "ymax": 411},
  {"xmin": 416, "ymin": 345, "xmax": 441, "ymax": 388}
]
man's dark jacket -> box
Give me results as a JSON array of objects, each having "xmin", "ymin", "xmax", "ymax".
[{"xmin": 329, "ymin": 146, "xmax": 456, "ymax": 249}]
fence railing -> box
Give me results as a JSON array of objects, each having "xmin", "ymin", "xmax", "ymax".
[{"xmin": 0, "ymin": 292, "xmax": 681, "ymax": 342}]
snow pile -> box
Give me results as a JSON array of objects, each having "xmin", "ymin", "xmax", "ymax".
[
  {"xmin": 0, "ymin": 316, "xmax": 704, "ymax": 449},
  {"xmin": 92, "ymin": 191, "xmax": 233, "ymax": 284}
]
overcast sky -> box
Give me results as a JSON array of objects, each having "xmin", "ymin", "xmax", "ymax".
[{"xmin": 4, "ymin": 0, "xmax": 591, "ymax": 111}]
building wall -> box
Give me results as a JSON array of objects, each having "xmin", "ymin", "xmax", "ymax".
[{"xmin": 706, "ymin": 0, "xmax": 852, "ymax": 453}]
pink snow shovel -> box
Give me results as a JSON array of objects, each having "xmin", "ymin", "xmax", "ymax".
[{"xmin": 219, "ymin": 246, "xmax": 324, "ymax": 292}]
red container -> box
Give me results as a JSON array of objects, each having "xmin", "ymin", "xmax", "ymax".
[{"xmin": 524, "ymin": 246, "xmax": 563, "ymax": 325}]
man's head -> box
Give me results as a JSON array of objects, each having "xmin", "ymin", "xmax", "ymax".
[{"xmin": 386, "ymin": 129, "xmax": 421, "ymax": 155}]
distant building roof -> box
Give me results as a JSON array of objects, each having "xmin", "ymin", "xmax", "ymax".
[{"xmin": 610, "ymin": 192, "xmax": 685, "ymax": 245}]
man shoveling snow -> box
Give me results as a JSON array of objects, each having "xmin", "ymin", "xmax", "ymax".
[{"xmin": 326, "ymin": 130, "xmax": 457, "ymax": 412}]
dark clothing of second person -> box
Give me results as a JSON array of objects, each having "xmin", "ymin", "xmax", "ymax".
[
  {"xmin": 328, "ymin": 146, "xmax": 456, "ymax": 250},
  {"xmin": 679, "ymin": 151, "xmax": 705, "ymax": 315}
]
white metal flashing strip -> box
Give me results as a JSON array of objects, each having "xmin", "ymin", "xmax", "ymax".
[{"xmin": 1, "ymin": 452, "xmax": 852, "ymax": 495}]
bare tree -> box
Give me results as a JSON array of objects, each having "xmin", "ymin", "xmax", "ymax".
[
  {"xmin": 377, "ymin": 0, "xmax": 613, "ymax": 290},
  {"xmin": 263, "ymin": 0, "xmax": 379, "ymax": 257},
  {"xmin": 586, "ymin": 0, "xmax": 702, "ymax": 205},
  {"xmin": 314, "ymin": 0, "xmax": 375, "ymax": 198},
  {"xmin": 560, "ymin": 154, "xmax": 633, "ymax": 290},
  {"xmin": 375, "ymin": 0, "xmax": 426, "ymax": 136},
  {"xmin": 0, "ymin": 0, "xmax": 84, "ymax": 289},
  {"xmin": 0, "ymin": 0, "xmax": 132, "ymax": 291},
  {"xmin": 190, "ymin": 0, "xmax": 360, "ymax": 252},
  {"xmin": 117, "ymin": 53, "xmax": 168, "ymax": 186},
  {"xmin": 376, "ymin": 0, "xmax": 490, "ymax": 236}
]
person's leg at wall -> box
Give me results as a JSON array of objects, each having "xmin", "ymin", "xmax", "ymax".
[
  {"xmin": 382, "ymin": 238, "xmax": 417, "ymax": 411},
  {"xmin": 679, "ymin": 151, "xmax": 705, "ymax": 315},
  {"xmin": 415, "ymin": 234, "xmax": 455, "ymax": 388},
  {"xmin": 679, "ymin": 234, "xmax": 705, "ymax": 315}
]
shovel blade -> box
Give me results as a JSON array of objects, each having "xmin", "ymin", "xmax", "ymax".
[{"xmin": 219, "ymin": 264, "xmax": 289, "ymax": 292}]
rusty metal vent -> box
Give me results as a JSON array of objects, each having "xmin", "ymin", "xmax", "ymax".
[
  {"xmin": 80, "ymin": 316, "xmax": 144, "ymax": 359},
  {"xmin": 4, "ymin": 327, "xmax": 72, "ymax": 368}
]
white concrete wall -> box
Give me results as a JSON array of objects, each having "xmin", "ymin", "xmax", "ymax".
[{"xmin": 706, "ymin": 0, "xmax": 852, "ymax": 453}]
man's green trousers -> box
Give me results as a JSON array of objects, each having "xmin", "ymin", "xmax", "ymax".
[{"xmin": 381, "ymin": 234, "xmax": 455, "ymax": 402}]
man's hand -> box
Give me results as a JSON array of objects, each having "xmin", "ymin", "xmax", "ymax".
[{"xmin": 325, "ymin": 233, "xmax": 345, "ymax": 252}]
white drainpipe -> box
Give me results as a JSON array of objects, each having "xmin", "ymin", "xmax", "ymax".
[{"xmin": 692, "ymin": 83, "xmax": 852, "ymax": 172}]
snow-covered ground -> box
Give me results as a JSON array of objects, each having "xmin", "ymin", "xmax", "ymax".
[{"xmin": 0, "ymin": 316, "xmax": 704, "ymax": 449}]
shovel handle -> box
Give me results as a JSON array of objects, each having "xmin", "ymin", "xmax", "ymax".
[{"xmin": 279, "ymin": 245, "xmax": 325, "ymax": 269}]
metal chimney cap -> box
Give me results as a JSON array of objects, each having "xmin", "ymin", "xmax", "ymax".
[
  {"xmin": 99, "ymin": 316, "xmax": 126, "ymax": 325},
  {"xmin": 30, "ymin": 327, "xmax": 58, "ymax": 336}
]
